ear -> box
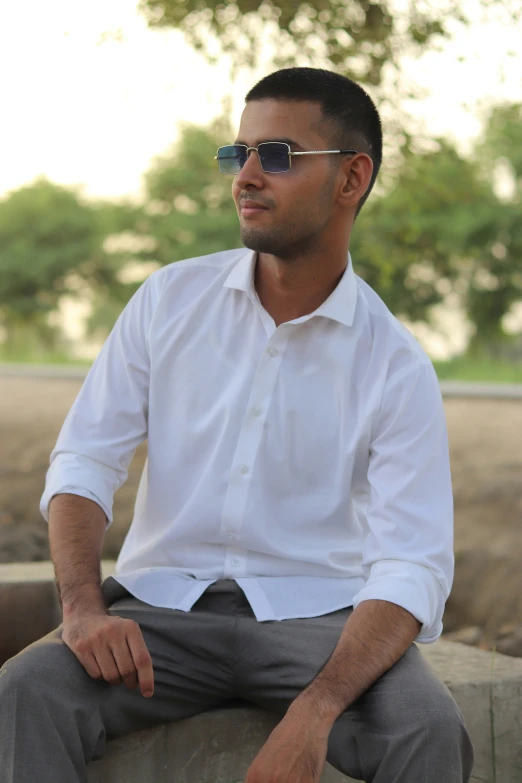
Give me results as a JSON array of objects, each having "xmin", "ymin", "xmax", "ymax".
[{"xmin": 337, "ymin": 153, "xmax": 374, "ymax": 209}]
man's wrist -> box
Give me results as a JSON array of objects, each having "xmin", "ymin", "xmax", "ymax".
[
  {"xmin": 61, "ymin": 587, "xmax": 108, "ymax": 621},
  {"xmin": 287, "ymin": 689, "xmax": 340, "ymax": 731}
]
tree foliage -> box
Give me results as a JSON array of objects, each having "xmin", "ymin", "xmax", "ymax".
[
  {"xmin": 350, "ymin": 105, "xmax": 522, "ymax": 350},
  {"xmin": 0, "ymin": 178, "xmax": 126, "ymax": 355},
  {"xmin": 346, "ymin": 105, "xmax": 522, "ymax": 352},
  {"xmin": 140, "ymin": 116, "xmax": 241, "ymax": 264},
  {"xmin": 3, "ymin": 106, "xmax": 521, "ymax": 358},
  {"xmin": 85, "ymin": 117, "xmax": 241, "ymax": 337},
  {"xmin": 466, "ymin": 103, "xmax": 522, "ymax": 351},
  {"xmin": 351, "ymin": 140, "xmax": 501, "ymax": 319},
  {"xmin": 138, "ymin": 0, "xmax": 517, "ymax": 86}
]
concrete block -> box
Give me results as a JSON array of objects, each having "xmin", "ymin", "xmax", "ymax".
[
  {"xmin": 87, "ymin": 706, "xmax": 356, "ymax": 783},
  {"xmin": 2, "ymin": 563, "xmax": 522, "ymax": 781},
  {"xmin": 422, "ymin": 641, "xmax": 522, "ymax": 783},
  {"xmin": 86, "ymin": 644, "xmax": 522, "ymax": 783}
]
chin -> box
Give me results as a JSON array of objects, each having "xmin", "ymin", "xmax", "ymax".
[{"xmin": 240, "ymin": 228, "xmax": 287, "ymax": 256}]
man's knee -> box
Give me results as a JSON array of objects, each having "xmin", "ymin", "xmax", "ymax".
[
  {"xmin": 0, "ymin": 630, "xmax": 99, "ymax": 705},
  {"xmin": 419, "ymin": 690, "xmax": 469, "ymax": 743},
  {"xmin": 391, "ymin": 683, "xmax": 474, "ymax": 779},
  {"xmin": 389, "ymin": 662, "xmax": 470, "ymax": 748},
  {"xmin": 0, "ymin": 631, "xmax": 109, "ymax": 778},
  {"xmin": 361, "ymin": 650, "xmax": 474, "ymax": 779}
]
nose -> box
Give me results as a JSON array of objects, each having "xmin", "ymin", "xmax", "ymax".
[{"xmin": 234, "ymin": 148, "xmax": 265, "ymax": 189}]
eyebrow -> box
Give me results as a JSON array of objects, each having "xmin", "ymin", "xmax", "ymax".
[{"xmin": 234, "ymin": 137, "xmax": 302, "ymax": 148}]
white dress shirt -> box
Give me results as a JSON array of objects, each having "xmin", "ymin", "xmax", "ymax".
[{"xmin": 40, "ymin": 248, "xmax": 454, "ymax": 643}]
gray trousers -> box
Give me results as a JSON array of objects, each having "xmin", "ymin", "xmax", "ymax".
[{"xmin": 0, "ymin": 577, "xmax": 473, "ymax": 782}]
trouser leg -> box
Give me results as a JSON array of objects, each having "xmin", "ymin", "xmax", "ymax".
[
  {"xmin": 0, "ymin": 578, "xmax": 240, "ymax": 783},
  {"xmin": 233, "ymin": 598, "xmax": 474, "ymax": 782},
  {"xmin": 325, "ymin": 643, "xmax": 474, "ymax": 783}
]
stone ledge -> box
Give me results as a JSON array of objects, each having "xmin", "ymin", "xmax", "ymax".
[
  {"xmin": 85, "ymin": 641, "xmax": 522, "ymax": 783},
  {"xmin": 87, "ymin": 706, "xmax": 354, "ymax": 783},
  {"xmin": 2, "ymin": 562, "xmax": 522, "ymax": 782}
]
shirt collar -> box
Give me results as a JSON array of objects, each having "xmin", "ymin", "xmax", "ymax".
[{"xmin": 223, "ymin": 249, "xmax": 358, "ymax": 328}]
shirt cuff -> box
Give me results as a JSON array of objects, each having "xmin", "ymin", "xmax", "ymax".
[
  {"xmin": 352, "ymin": 559, "xmax": 446, "ymax": 643},
  {"xmin": 40, "ymin": 455, "xmax": 116, "ymax": 526}
]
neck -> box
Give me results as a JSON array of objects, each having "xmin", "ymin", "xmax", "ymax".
[{"xmin": 253, "ymin": 250, "xmax": 348, "ymax": 324}]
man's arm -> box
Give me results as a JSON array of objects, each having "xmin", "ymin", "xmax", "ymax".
[
  {"xmin": 243, "ymin": 600, "xmax": 421, "ymax": 783},
  {"xmin": 349, "ymin": 361, "xmax": 454, "ymax": 644},
  {"xmin": 49, "ymin": 493, "xmax": 154, "ymax": 698},
  {"xmin": 40, "ymin": 271, "xmax": 159, "ymax": 531},
  {"xmin": 290, "ymin": 362, "xmax": 449, "ymax": 725},
  {"xmin": 288, "ymin": 598, "xmax": 421, "ymax": 728},
  {"xmin": 41, "ymin": 275, "xmax": 162, "ymax": 695},
  {"xmin": 49, "ymin": 493, "xmax": 107, "ymax": 617},
  {"xmin": 244, "ymin": 362, "xmax": 451, "ymax": 782}
]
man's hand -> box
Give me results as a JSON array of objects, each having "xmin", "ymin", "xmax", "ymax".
[
  {"xmin": 244, "ymin": 702, "xmax": 332, "ymax": 783},
  {"xmin": 62, "ymin": 612, "xmax": 155, "ymax": 698}
]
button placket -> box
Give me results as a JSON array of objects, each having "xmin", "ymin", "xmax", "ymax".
[
  {"xmin": 224, "ymin": 545, "xmax": 248, "ymax": 577},
  {"xmin": 220, "ymin": 334, "xmax": 288, "ymax": 547}
]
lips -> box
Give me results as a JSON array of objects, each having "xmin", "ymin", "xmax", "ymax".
[
  {"xmin": 239, "ymin": 200, "xmax": 269, "ymax": 217},
  {"xmin": 240, "ymin": 200, "xmax": 269, "ymax": 210}
]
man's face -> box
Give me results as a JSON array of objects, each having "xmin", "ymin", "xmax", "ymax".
[{"xmin": 231, "ymin": 99, "xmax": 340, "ymax": 257}]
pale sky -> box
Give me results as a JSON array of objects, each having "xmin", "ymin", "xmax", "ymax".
[{"xmin": 1, "ymin": 0, "xmax": 521, "ymax": 202}]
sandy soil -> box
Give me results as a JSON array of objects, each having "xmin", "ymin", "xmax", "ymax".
[{"xmin": 1, "ymin": 376, "xmax": 521, "ymax": 656}]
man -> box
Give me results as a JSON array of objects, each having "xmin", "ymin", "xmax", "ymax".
[{"xmin": 0, "ymin": 67, "xmax": 473, "ymax": 782}]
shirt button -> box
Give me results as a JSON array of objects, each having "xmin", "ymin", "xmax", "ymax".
[
  {"xmin": 268, "ymin": 347, "xmax": 278, "ymax": 357},
  {"xmin": 239, "ymin": 464, "xmax": 249, "ymax": 475},
  {"xmin": 231, "ymin": 559, "xmax": 240, "ymax": 567},
  {"xmin": 252, "ymin": 406, "xmax": 262, "ymax": 417}
]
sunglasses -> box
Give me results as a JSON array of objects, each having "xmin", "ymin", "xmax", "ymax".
[{"xmin": 215, "ymin": 142, "xmax": 359, "ymax": 175}]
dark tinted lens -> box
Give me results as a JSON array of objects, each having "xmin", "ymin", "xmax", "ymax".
[
  {"xmin": 258, "ymin": 142, "xmax": 290, "ymax": 173},
  {"xmin": 217, "ymin": 145, "xmax": 247, "ymax": 174}
]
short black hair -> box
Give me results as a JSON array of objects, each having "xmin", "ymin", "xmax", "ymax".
[{"xmin": 245, "ymin": 67, "xmax": 382, "ymax": 216}]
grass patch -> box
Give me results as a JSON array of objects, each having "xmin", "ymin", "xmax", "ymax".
[
  {"xmin": 2, "ymin": 347, "xmax": 522, "ymax": 383},
  {"xmin": 433, "ymin": 356, "xmax": 522, "ymax": 384},
  {"xmin": 0, "ymin": 347, "xmax": 92, "ymax": 367}
]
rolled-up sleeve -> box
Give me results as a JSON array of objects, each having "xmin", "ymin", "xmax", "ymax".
[
  {"xmin": 352, "ymin": 360, "xmax": 454, "ymax": 643},
  {"xmin": 40, "ymin": 271, "xmax": 163, "ymax": 526}
]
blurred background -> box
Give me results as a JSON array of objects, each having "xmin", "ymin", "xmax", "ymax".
[{"xmin": 0, "ymin": 0, "xmax": 521, "ymax": 656}]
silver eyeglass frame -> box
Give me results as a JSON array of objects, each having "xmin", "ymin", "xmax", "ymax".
[{"xmin": 215, "ymin": 142, "xmax": 359, "ymax": 174}]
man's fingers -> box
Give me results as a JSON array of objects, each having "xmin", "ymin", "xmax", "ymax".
[
  {"xmin": 62, "ymin": 615, "xmax": 152, "ymax": 694},
  {"xmin": 78, "ymin": 652, "xmax": 103, "ymax": 681},
  {"xmin": 111, "ymin": 638, "xmax": 140, "ymax": 690},
  {"xmin": 126, "ymin": 622, "xmax": 154, "ymax": 697},
  {"xmin": 94, "ymin": 645, "xmax": 123, "ymax": 686}
]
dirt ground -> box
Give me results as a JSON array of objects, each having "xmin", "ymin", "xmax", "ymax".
[{"xmin": 1, "ymin": 376, "xmax": 521, "ymax": 657}]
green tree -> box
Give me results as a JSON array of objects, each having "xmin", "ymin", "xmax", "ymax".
[
  {"xmin": 0, "ymin": 178, "xmax": 126, "ymax": 359},
  {"xmin": 351, "ymin": 106, "xmax": 522, "ymax": 354},
  {"xmin": 139, "ymin": 0, "xmax": 517, "ymax": 86},
  {"xmin": 86, "ymin": 117, "xmax": 241, "ymax": 338},
  {"xmin": 351, "ymin": 138, "xmax": 501, "ymax": 322},
  {"xmin": 140, "ymin": 117, "xmax": 241, "ymax": 264},
  {"xmin": 466, "ymin": 103, "xmax": 522, "ymax": 354}
]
